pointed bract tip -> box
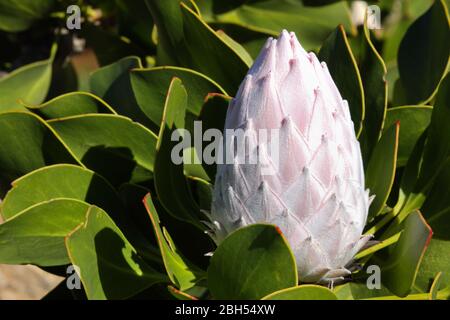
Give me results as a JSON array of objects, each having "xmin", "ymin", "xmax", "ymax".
[{"xmin": 281, "ymin": 115, "xmax": 293, "ymax": 126}]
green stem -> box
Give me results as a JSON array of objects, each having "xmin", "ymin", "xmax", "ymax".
[{"xmin": 355, "ymin": 232, "xmax": 401, "ymax": 260}]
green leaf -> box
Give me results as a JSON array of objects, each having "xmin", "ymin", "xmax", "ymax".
[
  {"xmin": 365, "ymin": 122, "xmax": 399, "ymax": 219},
  {"xmin": 319, "ymin": 25, "xmax": 365, "ymax": 136},
  {"xmin": 415, "ymin": 163, "xmax": 450, "ymax": 293},
  {"xmin": 421, "ymin": 163, "xmax": 450, "ymax": 239},
  {"xmin": 382, "ymin": 1, "xmax": 433, "ymax": 65},
  {"xmin": 386, "ymin": 64, "xmax": 399, "ymax": 104},
  {"xmin": 262, "ymin": 285, "xmax": 337, "ymax": 300},
  {"xmin": 183, "ymin": 147, "xmax": 211, "ymax": 181},
  {"xmin": 0, "ymin": 166, "xmax": 161, "ymax": 266},
  {"xmin": 143, "ymin": 194, "xmax": 204, "ymax": 291},
  {"xmin": 48, "ymin": 114, "xmax": 157, "ymax": 187},
  {"xmin": 0, "ymin": 199, "xmax": 91, "ymax": 265},
  {"xmin": 384, "ymin": 106, "xmax": 432, "ymax": 167},
  {"xmin": 0, "ymin": 112, "xmax": 81, "ymax": 184},
  {"xmin": 153, "ymin": 78, "xmax": 203, "ymax": 228},
  {"xmin": 208, "ymin": 22, "xmax": 273, "ymax": 59},
  {"xmin": 368, "ymin": 132, "xmax": 427, "ymax": 237},
  {"xmin": 131, "ymin": 66, "xmax": 226, "ymax": 127},
  {"xmin": 211, "ymin": 0, "xmax": 355, "ymax": 51},
  {"xmin": 80, "ymin": 23, "xmax": 144, "ymax": 66},
  {"xmin": 430, "ymin": 272, "xmax": 443, "ymax": 300},
  {"xmin": 116, "ymin": 0, "xmax": 156, "ymax": 50},
  {"xmin": 194, "ymin": 0, "xmax": 248, "ymax": 18},
  {"xmin": 416, "ymin": 74, "xmax": 450, "ymax": 189},
  {"xmin": 65, "ymin": 205, "xmax": 167, "ymax": 299},
  {"xmin": 0, "ymin": 164, "xmax": 120, "ymax": 221},
  {"xmin": 189, "ymin": 176, "xmax": 213, "ymax": 212},
  {"xmin": 216, "ymin": 29, "xmax": 253, "ymax": 67},
  {"xmin": 333, "ymin": 282, "xmax": 394, "ymax": 300},
  {"xmin": 118, "ymin": 183, "xmax": 156, "ymax": 243},
  {"xmin": 47, "ymin": 58, "xmax": 80, "ymax": 98},
  {"xmin": 334, "ymin": 281, "xmax": 442, "ymax": 300},
  {"xmin": 396, "ymin": 0, "xmax": 450, "ymax": 104},
  {"xmin": 157, "ymin": 77, "xmax": 186, "ymax": 130},
  {"xmin": 414, "ymin": 239, "xmax": 450, "ymax": 294},
  {"xmin": 89, "ymin": 56, "xmax": 153, "ymax": 128},
  {"xmin": 198, "ymin": 93, "xmax": 230, "ymax": 180},
  {"xmin": 121, "ymin": 183, "xmax": 212, "ymax": 271},
  {"xmin": 0, "ymin": 0, "xmax": 56, "ymax": 32},
  {"xmin": 354, "ymin": 22, "xmax": 388, "ymax": 164},
  {"xmin": 145, "ymin": 0, "xmax": 249, "ymax": 94},
  {"xmin": 208, "ymin": 224, "xmax": 297, "ymax": 300},
  {"xmin": 26, "ymin": 92, "xmax": 116, "ymax": 119},
  {"xmin": 389, "ymin": 74, "xmax": 450, "ymax": 230},
  {"xmin": 370, "ymin": 211, "xmax": 433, "ymax": 297},
  {"xmin": 355, "ymin": 232, "xmax": 401, "ymax": 260},
  {"xmin": 116, "ymin": 183, "xmax": 164, "ymax": 265},
  {"xmin": 0, "ymin": 52, "xmax": 54, "ymax": 112},
  {"xmin": 199, "ymin": 93, "xmax": 229, "ymax": 133}
]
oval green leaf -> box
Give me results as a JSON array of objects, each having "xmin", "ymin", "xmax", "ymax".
[
  {"xmin": 389, "ymin": 74, "xmax": 450, "ymax": 230},
  {"xmin": 262, "ymin": 285, "xmax": 337, "ymax": 300},
  {"xmin": 146, "ymin": 0, "xmax": 249, "ymax": 94},
  {"xmin": 47, "ymin": 114, "xmax": 157, "ymax": 187},
  {"xmin": 212, "ymin": 0, "xmax": 354, "ymax": 51},
  {"xmin": 397, "ymin": 0, "xmax": 450, "ymax": 104},
  {"xmin": 370, "ymin": 211, "xmax": 433, "ymax": 297},
  {"xmin": 0, "ymin": 198, "xmax": 91, "ymax": 266},
  {"xmin": 153, "ymin": 77, "xmax": 204, "ymax": 229},
  {"xmin": 26, "ymin": 91, "xmax": 115, "ymax": 119},
  {"xmin": 365, "ymin": 122, "xmax": 399, "ymax": 219},
  {"xmin": 65, "ymin": 205, "xmax": 167, "ymax": 299},
  {"xmin": 89, "ymin": 56, "xmax": 154, "ymax": 128},
  {"xmin": 0, "ymin": 0, "xmax": 56, "ymax": 32},
  {"xmin": 0, "ymin": 164, "xmax": 120, "ymax": 221},
  {"xmin": 131, "ymin": 66, "xmax": 226, "ymax": 127},
  {"xmin": 0, "ymin": 112, "xmax": 81, "ymax": 184},
  {"xmin": 0, "ymin": 54, "xmax": 54, "ymax": 112},
  {"xmin": 208, "ymin": 224, "xmax": 297, "ymax": 300},
  {"xmin": 384, "ymin": 106, "xmax": 432, "ymax": 167},
  {"xmin": 354, "ymin": 22, "xmax": 388, "ymax": 164},
  {"xmin": 319, "ymin": 24, "xmax": 365, "ymax": 136},
  {"xmin": 143, "ymin": 194, "xmax": 204, "ymax": 291}
]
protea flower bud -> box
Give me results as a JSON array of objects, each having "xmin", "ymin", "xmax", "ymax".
[{"xmin": 209, "ymin": 30, "xmax": 373, "ymax": 284}]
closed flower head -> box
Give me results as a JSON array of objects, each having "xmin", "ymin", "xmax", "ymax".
[{"xmin": 209, "ymin": 30, "xmax": 373, "ymax": 284}]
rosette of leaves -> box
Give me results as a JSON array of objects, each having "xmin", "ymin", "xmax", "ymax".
[{"xmin": 0, "ymin": 0, "xmax": 449, "ymax": 300}]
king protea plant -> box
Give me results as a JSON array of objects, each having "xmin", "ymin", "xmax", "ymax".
[{"xmin": 209, "ymin": 30, "xmax": 374, "ymax": 284}]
